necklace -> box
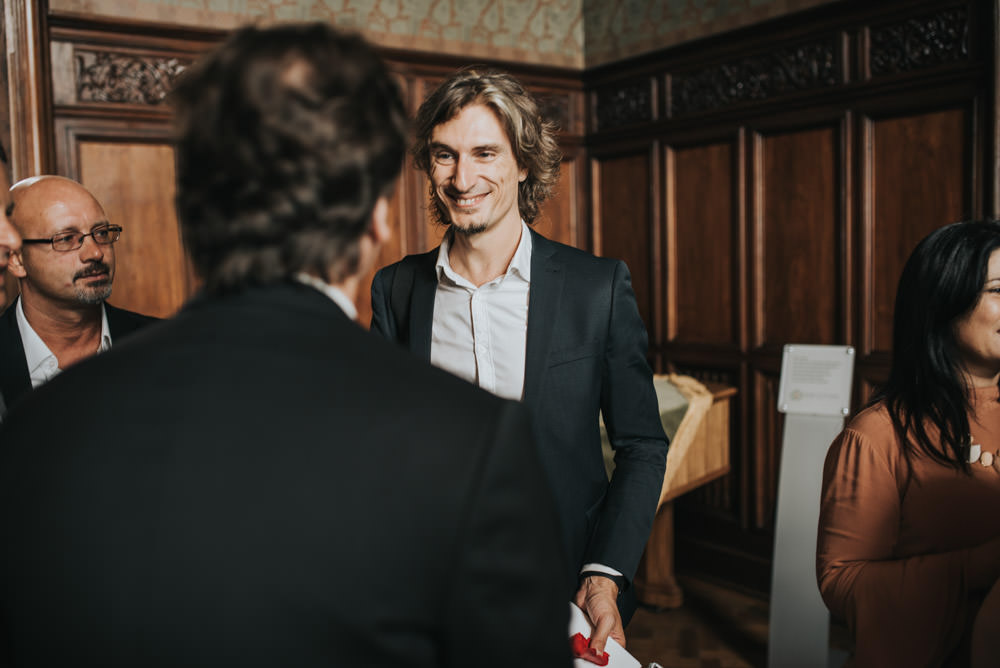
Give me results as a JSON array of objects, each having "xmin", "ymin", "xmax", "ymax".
[{"xmin": 968, "ymin": 436, "xmax": 1000, "ymax": 470}]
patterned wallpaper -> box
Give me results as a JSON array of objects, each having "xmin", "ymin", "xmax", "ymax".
[
  {"xmin": 49, "ymin": 0, "xmax": 837, "ymax": 68},
  {"xmin": 50, "ymin": 0, "xmax": 586, "ymax": 67},
  {"xmin": 583, "ymin": 0, "xmax": 836, "ymax": 67}
]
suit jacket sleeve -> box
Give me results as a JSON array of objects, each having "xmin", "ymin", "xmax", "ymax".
[
  {"xmin": 445, "ymin": 400, "xmax": 572, "ymax": 667},
  {"xmin": 369, "ymin": 265, "xmax": 398, "ymax": 341},
  {"xmin": 586, "ymin": 260, "xmax": 669, "ymax": 582}
]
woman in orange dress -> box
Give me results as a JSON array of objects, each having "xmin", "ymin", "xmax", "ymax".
[{"xmin": 818, "ymin": 221, "xmax": 1000, "ymax": 667}]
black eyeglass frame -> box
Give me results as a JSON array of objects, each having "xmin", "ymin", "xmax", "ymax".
[{"xmin": 21, "ymin": 224, "xmax": 122, "ymax": 252}]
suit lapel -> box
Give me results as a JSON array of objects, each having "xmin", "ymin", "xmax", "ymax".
[
  {"xmin": 523, "ymin": 231, "xmax": 564, "ymax": 408},
  {"xmin": 407, "ymin": 252, "xmax": 438, "ymax": 361},
  {"xmin": 105, "ymin": 303, "xmax": 135, "ymax": 338},
  {"xmin": 0, "ymin": 299, "xmax": 32, "ymax": 409}
]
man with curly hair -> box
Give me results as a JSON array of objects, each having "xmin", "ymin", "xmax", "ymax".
[
  {"xmin": 0, "ymin": 26, "xmax": 570, "ymax": 667},
  {"xmin": 371, "ymin": 68, "xmax": 669, "ymax": 653}
]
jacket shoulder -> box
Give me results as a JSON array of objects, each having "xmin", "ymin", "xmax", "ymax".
[
  {"xmin": 374, "ymin": 247, "xmax": 438, "ymax": 281},
  {"xmin": 531, "ymin": 231, "xmax": 620, "ymax": 273},
  {"xmin": 106, "ymin": 304, "xmax": 160, "ymax": 334}
]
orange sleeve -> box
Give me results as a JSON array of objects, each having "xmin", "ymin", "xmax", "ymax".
[{"xmin": 816, "ymin": 428, "xmax": 969, "ymax": 667}]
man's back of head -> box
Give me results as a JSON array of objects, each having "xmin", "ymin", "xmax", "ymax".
[{"xmin": 170, "ymin": 22, "xmax": 407, "ymax": 293}]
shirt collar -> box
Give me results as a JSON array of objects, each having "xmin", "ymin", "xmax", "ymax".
[
  {"xmin": 293, "ymin": 273, "xmax": 358, "ymax": 320},
  {"xmin": 99, "ymin": 305, "xmax": 111, "ymax": 352},
  {"xmin": 16, "ymin": 298, "xmax": 111, "ymax": 376},
  {"xmin": 435, "ymin": 221, "xmax": 533, "ymax": 287}
]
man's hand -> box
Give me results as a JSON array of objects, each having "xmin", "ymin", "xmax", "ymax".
[{"xmin": 574, "ymin": 575, "xmax": 626, "ymax": 653}]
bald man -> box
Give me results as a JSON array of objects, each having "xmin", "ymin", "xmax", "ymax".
[{"xmin": 0, "ymin": 176, "xmax": 156, "ymax": 414}]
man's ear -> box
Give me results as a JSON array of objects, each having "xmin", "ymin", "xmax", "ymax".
[
  {"xmin": 8, "ymin": 250, "xmax": 26, "ymax": 279},
  {"xmin": 369, "ymin": 196, "xmax": 391, "ymax": 246}
]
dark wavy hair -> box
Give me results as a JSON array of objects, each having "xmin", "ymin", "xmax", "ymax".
[
  {"xmin": 875, "ymin": 220, "xmax": 1000, "ymax": 475},
  {"xmin": 412, "ymin": 67, "xmax": 561, "ymax": 226},
  {"xmin": 171, "ymin": 23, "xmax": 407, "ymax": 292}
]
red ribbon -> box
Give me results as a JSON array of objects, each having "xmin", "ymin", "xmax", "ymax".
[{"xmin": 570, "ymin": 632, "xmax": 610, "ymax": 666}]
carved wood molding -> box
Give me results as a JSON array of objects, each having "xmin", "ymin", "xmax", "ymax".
[
  {"xmin": 594, "ymin": 79, "xmax": 654, "ymax": 132},
  {"xmin": 869, "ymin": 7, "xmax": 969, "ymax": 77},
  {"xmin": 672, "ymin": 37, "xmax": 840, "ymax": 117},
  {"xmin": 75, "ymin": 50, "xmax": 191, "ymax": 105},
  {"xmin": 533, "ymin": 91, "xmax": 573, "ymax": 133}
]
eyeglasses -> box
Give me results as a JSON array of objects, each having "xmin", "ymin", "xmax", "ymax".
[{"xmin": 21, "ymin": 224, "xmax": 122, "ymax": 252}]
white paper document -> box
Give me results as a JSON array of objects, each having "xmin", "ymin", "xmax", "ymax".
[{"xmin": 568, "ymin": 602, "xmax": 641, "ymax": 668}]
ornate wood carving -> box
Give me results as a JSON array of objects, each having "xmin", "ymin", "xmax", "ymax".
[
  {"xmin": 595, "ymin": 79, "xmax": 653, "ymax": 131},
  {"xmin": 533, "ymin": 92, "xmax": 572, "ymax": 133},
  {"xmin": 76, "ymin": 50, "xmax": 190, "ymax": 105},
  {"xmin": 870, "ymin": 8, "xmax": 969, "ymax": 76},
  {"xmin": 672, "ymin": 38, "xmax": 839, "ymax": 116}
]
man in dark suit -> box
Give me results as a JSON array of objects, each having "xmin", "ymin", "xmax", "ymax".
[
  {"xmin": 0, "ymin": 175, "xmax": 156, "ymax": 414},
  {"xmin": 0, "ymin": 25, "xmax": 570, "ymax": 668},
  {"xmin": 0, "ymin": 142, "xmax": 24, "ymax": 417},
  {"xmin": 0, "ymin": 142, "xmax": 22, "ymax": 291},
  {"xmin": 370, "ymin": 68, "xmax": 669, "ymax": 653}
]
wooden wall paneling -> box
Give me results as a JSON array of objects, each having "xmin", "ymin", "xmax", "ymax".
[
  {"xmin": 354, "ymin": 73, "xmax": 418, "ymax": 328},
  {"xmin": 753, "ymin": 122, "xmax": 843, "ymax": 351},
  {"xmin": 356, "ymin": 185, "xmax": 409, "ymax": 329},
  {"xmin": 666, "ymin": 135, "xmax": 742, "ymax": 350},
  {"xmin": 671, "ymin": 362, "xmax": 744, "ymax": 520},
  {"xmin": 77, "ymin": 140, "xmax": 186, "ymax": 319},
  {"xmin": 992, "ymin": 0, "xmax": 1000, "ymax": 218},
  {"xmin": 863, "ymin": 105, "xmax": 970, "ymax": 357},
  {"xmin": 752, "ymin": 368, "xmax": 783, "ymax": 532},
  {"xmin": 44, "ymin": 21, "xmax": 222, "ymax": 318},
  {"xmin": 37, "ymin": 26, "xmax": 588, "ymax": 325},
  {"xmin": 534, "ymin": 144, "xmax": 583, "ymax": 249},
  {"xmin": 54, "ymin": 117, "xmax": 189, "ymax": 318},
  {"xmin": 0, "ymin": 1, "xmax": 11, "ymax": 165},
  {"xmin": 585, "ymin": 0, "xmax": 993, "ymax": 597},
  {"xmin": 4, "ymin": 0, "xmax": 53, "ymax": 177},
  {"xmin": 590, "ymin": 143, "xmax": 659, "ymax": 342}
]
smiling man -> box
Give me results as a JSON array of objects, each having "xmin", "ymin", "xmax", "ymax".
[
  {"xmin": 0, "ymin": 176, "xmax": 156, "ymax": 413},
  {"xmin": 371, "ymin": 67, "xmax": 670, "ymax": 654}
]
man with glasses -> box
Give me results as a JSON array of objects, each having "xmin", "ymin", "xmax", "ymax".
[{"xmin": 0, "ymin": 175, "xmax": 155, "ymax": 413}]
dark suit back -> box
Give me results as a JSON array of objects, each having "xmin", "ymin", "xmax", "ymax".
[
  {"xmin": 0, "ymin": 299, "xmax": 157, "ymax": 413},
  {"xmin": 0, "ymin": 283, "xmax": 570, "ymax": 667}
]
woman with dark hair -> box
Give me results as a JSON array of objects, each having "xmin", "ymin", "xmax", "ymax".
[{"xmin": 818, "ymin": 220, "xmax": 1000, "ymax": 666}]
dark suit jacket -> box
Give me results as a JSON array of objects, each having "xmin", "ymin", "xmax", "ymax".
[
  {"xmin": 0, "ymin": 282, "xmax": 570, "ymax": 668},
  {"xmin": 0, "ymin": 298, "xmax": 157, "ymax": 413},
  {"xmin": 371, "ymin": 230, "xmax": 669, "ymax": 611}
]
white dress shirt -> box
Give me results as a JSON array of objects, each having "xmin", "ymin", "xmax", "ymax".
[
  {"xmin": 431, "ymin": 222, "xmax": 531, "ymax": 401},
  {"xmin": 294, "ymin": 273, "xmax": 358, "ymax": 320},
  {"xmin": 429, "ymin": 224, "xmax": 621, "ymax": 580},
  {"xmin": 17, "ymin": 298, "xmax": 112, "ymax": 389}
]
